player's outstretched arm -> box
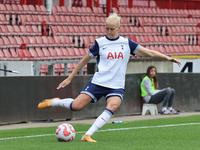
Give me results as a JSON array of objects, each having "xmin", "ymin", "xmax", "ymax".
[
  {"xmin": 57, "ymin": 53, "xmax": 92, "ymax": 89},
  {"xmin": 136, "ymin": 46, "xmax": 181, "ymax": 67}
]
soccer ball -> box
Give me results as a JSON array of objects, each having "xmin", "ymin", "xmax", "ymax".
[{"xmin": 55, "ymin": 123, "xmax": 75, "ymax": 142}]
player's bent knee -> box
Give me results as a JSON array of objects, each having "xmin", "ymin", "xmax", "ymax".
[
  {"xmin": 107, "ymin": 105, "xmax": 118, "ymax": 113},
  {"xmin": 71, "ymin": 103, "xmax": 84, "ymax": 111}
]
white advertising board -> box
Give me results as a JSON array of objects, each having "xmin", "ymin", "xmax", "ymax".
[{"xmin": 173, "ymin": 58, "xmax": 200, "ymax": 73}]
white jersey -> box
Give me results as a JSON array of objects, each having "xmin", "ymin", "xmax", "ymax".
[{"xmin": 88, "ymin": 36, "xmax": 140, "ymax": 89}]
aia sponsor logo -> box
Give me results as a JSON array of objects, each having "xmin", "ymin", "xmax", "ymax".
[{"xmin": 107, "ymin": 52, "xmax": 123, "ymax": 59}]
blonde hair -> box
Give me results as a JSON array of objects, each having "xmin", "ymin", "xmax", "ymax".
[{"xmin": 106, "ymin": 13, "xmax": 120, "ymax": 27}]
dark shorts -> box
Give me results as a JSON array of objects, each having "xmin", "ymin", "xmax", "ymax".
[{"xmin": 80, "ymin": 79, "xmax": 125, "ymax": 103}]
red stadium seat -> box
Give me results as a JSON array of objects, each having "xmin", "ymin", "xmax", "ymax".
[
  {"xmin": 11, "ymin": 4, "xmax": 22, "ymax": 15},
  {"xmin": 37, "ymin": 15, "xmax": 45, "ymax": 23},
  {"xmin": 29, "ymin": 5, "xmax": 37, "ymax": 15},
  {"xmin": 48, "ymin": 47, "xmax": 60, "ymax": 60},
  {"xmin": 39, "ymin": 65, "xmax": 48, "ymax": 75},
  {"xmin": 0, "ymin": 4, "xmax": 9, "ymax": 14},
  {"xmin": 68, "ymin": 26, "xmax": 76, "ymax": 36},
  {"xmin": 51, "ymin": 6, "xmax": 57, "ymax": 15},
  {"xmin": 60, "ymin": 48, "xmax": 70, "ymax": 59},
  {"xmin": 42, "ymin": 48, "xmax": 54, "ymax": 60},
  {"xmin": 78, "ymin": 48, "xmax": 87, "ymax": 56},
  {"xmin": 32, "ymin": 15, "xmax": 40, "ymax": 25},
  {"xmin": 43, "ymin": 15, "xmax": 52, "ymax": 25},
  {"xmin": 41, "ymin": 36, "xmax": 50, "ymax": 47},
  {"xmin": 21, "ymin": 36, "xmax": 33, "ymax": 48},
  {"xmin": 72, "ymin": 7, "xmax": 79, "ymax": 16},
  {"xmin": 27, "ymin": 36, "xmax": 37, "ymax": 48},
  {"xmin": 54, "ymin": 63, "xmax": 62, "ymax": 75},
  {"xmin": 2, "ymin": 37, "xmax": 12, "ymax": 48},
  {"xmin": 77, "ymin": 7, "xmax": 83, "ymax": 15},
  {"xmin": 8, "ymin": 36, "xmax": 18, "ymax": 48},
  {"xmin": 19, "ymin": 15, "xmax": 29, "ymax": 25},
  {"xmin": 61, "ymin": 6, "xmax": 67, "ymax": 15},
  {"xmin": 40, "ymin": 5, "xmax": 49, "ymax": 15},
  {"xmin": 31, "ymin": 26, "xmax": 41, "ymax": 36},
  {"xmin": 58, "ymin": 36, "xmax": 66, "ymax": 47},
  {"xmin": 22, "ymin": 5, "xmax": 31, "ymax": 14},
  {"xmin": 66, "ymin": 7, "xmax": 74, "ymax": 15},
  {"xmin": 14, "ymin": 37, "xmax": 24, "ymax": 48},
  {"xmin": 13, "ymin": 25, "xmax": 23, "ymax": 36},
  {"xmin": 17, "ymin": 5, "xmax": 25, "ymax": 15},
  {"xmin": 50, "ymin": 26, "xmax": 57, "ymax": 36},
  {"xmin": 94, "ymin": 26, "xmax": 103, "ymax": 36},
  {"xmin": 121, "ymin": 17, "xmax": 129, "ymax": 26},
  {"xmin": 10, "ymin": 48, "xmax": 20, "ymax": 60},
  {"xmin": 47, "ymin": 36, "xmax": 56, "ymax": 47},
  {"xmin": 16, "ymin": 49, "xmax": 31, "ymax": 61},
  {"xmin": 19, "ymin": 25, "xmax": 28, "ymax": 36},
  {"xmin": 57, "ymin": 26, "xmax": 66, "ymax": 36},
  {"xmin": 54, "ymin": 15, "xmax": 64, "ymax": 26},
  {"xmin": 73, "ymin": 48, "xmax": 82, "ymax": 59},
  {"xmin": 143, "ymin": 36, "xmax": 150, "ymax": 45},
  {"xmin": 80, "ymin": 7, "xmax": 87, "ymax": 16},
  {"xmin": 55, "ymin": 6, "xmax": 65, "ymax": 15},
  {"xmin": 64, "ymin": 15, "xmax": 73, "ymax": 25},
  {"xmin": 29, "ymin": 48, "xmax": 41, "ymax": 60},
  {"xmin": 3, "ymin": 49, "xmax": 15, "ymax": 60},
  {"xmin": 35, "ymin": 48, "xmax": 46, "ymax": 60},
  {"xmin": 112, "ymin": 7, "xmax": 118, "ymax": 14},
  {"xmin": 35, "ymin": 5, "xmax": 43, "ymax": 15},
  {"xmin": 82, "ymin": 36, "xmax": 91, "ymax": 48},
  {"xmin": 165, "ymin": 46, "xmax": 174, "ymax": 55},
  {"xmin": 85, "ymin": 7, "xmax": 93, "ymax": 16},
  {"xmin": 53, "ymin": 36, "xmax": 62, "ymax": 47},
  {"xmin": 0, "ymin": 49, "xmax": 7, "ymax": 60},
  {"xmin": 89, "ymin": 26, "xmax": 96, "ymax": 35},
  {"xmin": 7, "ymin": 25, "xmax": 16, "ymax": 36},
  {"xmin": 54, "ymin": 48, "xmax": 66, "ymax": 60},
  {"xmin": 49, "ymin": 15, "xmax": 57, "ymax": 25},
  {"xmin": 24, "ymin": 25, "xmax": 34, "ymax": 36},
  {"xmin": 93, "ymin": 7, "xmax": 106, "ymax": 17},
  {"xmin": 64, "ymin": 36, "xmax": 74, "ymax": 47},
  {"xmin": 0, "ymin": 14, "xmax": 9, "ymax": 25},
  {"xmin": 129, "ymin": 35, "xmax": 137, "ymax": 42},
  {"xmin": 67, "ymin": 48, "xmax": 76, "ymax": 59},
  {"xmin": 124, "ymin": 26, "xmax": 131, "ymax": 35},
  {"xmin": 35, "ymin": 36, "xmax": 45, "ymax": 47}
]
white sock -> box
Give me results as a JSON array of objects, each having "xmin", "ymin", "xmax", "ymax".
[
  {"xmin": 168, "ymin": 107, "xmax": 172, "ymax": 111},
  {"xmin": 51, "ymin": 98, "xmax": 74, "ymax": 110},
  {"xmin": 83, "ymin": 109, "xmax": 113, "ymax": 137},
  {"xmin": 162, "ymin": 107, "xmax": 167, "ymax": 112}
]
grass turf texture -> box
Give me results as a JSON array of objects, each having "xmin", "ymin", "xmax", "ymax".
[{"xmin": 0, "ymin": 115, "xmax": 200, "ymax": 150}]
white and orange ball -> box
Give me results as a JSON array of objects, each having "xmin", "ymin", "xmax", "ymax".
[{"xmin": 55, "ymin": 123, "xmax": 75, "ymax": 142}]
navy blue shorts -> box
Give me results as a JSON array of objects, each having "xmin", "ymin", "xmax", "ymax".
[{"xmin": 80, "ymin": 79, "xmax": 125, "ymax": 103}]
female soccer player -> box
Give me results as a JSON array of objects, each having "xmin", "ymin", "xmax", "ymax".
[
  {"xmin": 141, "ymin": 66, "xmax": 179, "ymax": 115},
  {"xmin": 38, "ymin": 13, "xmax": 181, "ymax": 142}
]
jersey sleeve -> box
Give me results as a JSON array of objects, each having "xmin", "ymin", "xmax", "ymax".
[
  {"xmin": 88, "ymin": 40, "xmax": 99, "ymax": 58},
  {"xmin": 128, "ymin": 38, "xmax": 141, "ymax": 56}
]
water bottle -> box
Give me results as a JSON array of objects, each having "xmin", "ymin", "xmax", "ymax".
[{"xmin": 112, "ymin": 121, "xmax": 123, "ymax": 124}]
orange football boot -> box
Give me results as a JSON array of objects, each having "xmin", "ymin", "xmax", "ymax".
[
  {"xmin": 81, "ymin": 135, "xmax": 97, "ymax": 142},
  {"xmin": 38, "ymin": 98, "xmax": 60, "ymax": 109}
]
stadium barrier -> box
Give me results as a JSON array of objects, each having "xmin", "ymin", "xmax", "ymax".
[{"xmin": 0, "ymin": 73, "xmax": 199, "ymax": 124}]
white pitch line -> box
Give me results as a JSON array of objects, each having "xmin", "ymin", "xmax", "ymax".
[{"xmin": 0, "ymin": 122, "xmax": 200, "ymax": 141}]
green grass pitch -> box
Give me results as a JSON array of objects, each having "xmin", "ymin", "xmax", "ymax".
[{"xmin": 0, "ymin": 115, "xmax": 200, "ymax": 150}]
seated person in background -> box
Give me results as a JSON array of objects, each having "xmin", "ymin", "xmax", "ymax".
[{"xmin": 140, "ymin": 65, "xmax": 179, "ymax": 115}]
